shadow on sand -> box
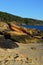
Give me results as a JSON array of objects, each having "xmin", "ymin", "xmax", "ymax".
[
  {"xmin": 0, "ymin": 32, "xmax": 19, "ymax": 49},
  {"xmin": 0, "ymin": 39, "xmax": 19, "ymax": 49}
]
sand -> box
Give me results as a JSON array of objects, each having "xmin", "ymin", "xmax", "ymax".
[{"xmin": 0, "ymin": 39, "xmax": 43, "ymax": 65}]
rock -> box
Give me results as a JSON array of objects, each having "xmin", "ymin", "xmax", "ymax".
[
  {"xmin": 0, "ymin": 22, "xmax": 43, "ymax": 43},
  {"xmin": 0, "ymin": 22, "xmax": 9, "ymax": 32},
  {"xmin": 34, "ymin": 36, "xmax": 43, "ymax": 39},
  {"xmin": 8, "ymin": 22, "xmax": 40, "ymax": 36}
]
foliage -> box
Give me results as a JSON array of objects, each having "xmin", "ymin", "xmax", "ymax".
[{"xmin": 0, "ymin": 11, "xmax": 43, "ymax": 25}]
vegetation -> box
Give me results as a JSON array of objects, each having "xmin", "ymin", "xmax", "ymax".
[{"xmin": 0, "ymin": 11, "xmax": 43, "ymax": 25}]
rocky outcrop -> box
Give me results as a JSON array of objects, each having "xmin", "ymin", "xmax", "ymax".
[
  {"xmin": 8, "ymin": 22, "xmax": 40, "ymax": 36},
  {"xmin": 0, "ymin": 22, "xmax": 43, "ymax": 43}
]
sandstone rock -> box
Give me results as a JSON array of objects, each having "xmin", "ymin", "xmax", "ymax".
[
  {"xmin": 9, "ymin": 22, "xmax": 40, "ymax": 36},
  {"xmin": 0, "ymin": 22, "xmax": 9, "ymax": 31},
  {"xmin": 0, "ymin": 22, "xmax": 42, "ymax": 43}
]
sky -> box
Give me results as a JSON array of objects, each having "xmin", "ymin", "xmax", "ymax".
[{"xmin": 0, "ymin": 0, "xmax": 43, "ymax": 20}]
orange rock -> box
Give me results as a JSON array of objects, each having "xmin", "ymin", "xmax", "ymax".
[
  {"xmin": 9, "ymin": 22, "xmax": 40, "ymax": 36},
  {"xmin": 0, "ymin": 22, "xmax": 9, "ymax": 31},
  {"xmin": 9, "ymin": 22, "xmax": 29, "ymax": 34}
]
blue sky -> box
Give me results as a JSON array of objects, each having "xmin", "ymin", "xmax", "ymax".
[{"xmin": 0, "ymin": 0, "xmax": 43, "ymax": 20}]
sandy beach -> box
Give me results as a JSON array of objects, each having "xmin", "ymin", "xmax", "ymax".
[{"xmin": 0, "ymin": 39, "xmax": 43, "ymax": 65}]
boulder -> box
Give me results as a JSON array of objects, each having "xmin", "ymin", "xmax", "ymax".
[{"xmin": 0, "ymin": 22, "xmax": 9, "ymax": 32}]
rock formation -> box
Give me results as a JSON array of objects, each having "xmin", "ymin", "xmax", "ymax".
[{"xmin": 0, "ymin": 22, "xmax": 43, "ymax": 43}]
